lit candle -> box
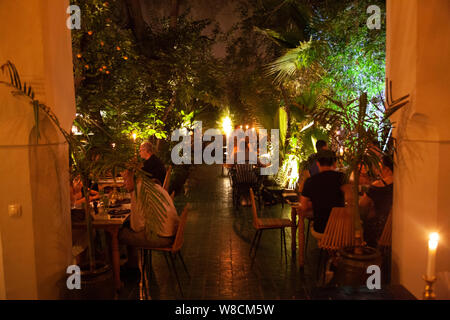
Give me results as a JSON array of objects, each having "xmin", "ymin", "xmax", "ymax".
[{"xmin": 426, "ymin": 232, "xmax": 439, "ymax": 279}]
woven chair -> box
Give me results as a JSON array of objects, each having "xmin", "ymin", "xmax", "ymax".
[
  {"xmin": 377, "ymin": 211, "xmax": 392, "ymax": 249},
  {"xmin": 163, "ymin": 165, "xmax": 172, "ymax": 191},
  {"xmin": 231, "ymin": 164, "xmax": 262, "ymax": 209},
  {"xmin": 248, "ymin": 188, "xmax": 292, "ymax": 267},
  {"xmin": 139, "ymin": 204, "xmax": 190, "ymax": 297},
  {"xmin": 314, "ymin": 207, "xmax": 355, "ymax": 283}
]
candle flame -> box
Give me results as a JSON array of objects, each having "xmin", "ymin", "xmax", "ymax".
[
  {"xmin": 429, "ymin": 232, "xmax": 439, "ymax": 250},
  {"xmin": 132, "ymin": 133, "xmax": 137, "ymax": 141}
]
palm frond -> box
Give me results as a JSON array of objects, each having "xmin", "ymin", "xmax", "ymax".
[{"xmin": 136, "ymin": 174, "xmax": 171, "ymax": 235}]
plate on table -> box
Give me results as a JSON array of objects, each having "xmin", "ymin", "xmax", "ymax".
[{"xmin": 108, "ymin": 209, "xmax": 131, "ymax": 216}]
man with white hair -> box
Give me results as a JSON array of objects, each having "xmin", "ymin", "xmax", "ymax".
[{"xmin": 139, "ymin": 141, "xmax": 166, "ymax": 185}]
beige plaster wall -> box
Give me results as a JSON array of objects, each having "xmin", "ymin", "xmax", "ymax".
[
  {"xmin": 387, "ymin": 0, "xmax": 450, "ymax": 299},
  {"xmin": 0, "ymin": 0, "xmax": 75, "ymax": 299},
  {"xmin": 0, "ymin": 230, "xmax": 5, "ymax": 299}
]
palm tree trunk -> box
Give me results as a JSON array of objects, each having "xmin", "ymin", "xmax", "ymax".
[
  {"xmin": 82, "ymin": 183, "xmax": 96, "ymax": 272},
  {"xmin": 170, "ymin": 0, "xmax": 180, "ymax": 29},
  {"xmin": 279, "ymin": 84, "xmax": 291, "ymax": 152}
]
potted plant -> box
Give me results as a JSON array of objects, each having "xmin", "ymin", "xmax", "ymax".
[
  {"xmin": 312, "ymin": 82, "xmax": 409, "ymax": 286},
  {"xmin": 1, "ymin": 61, "xmax": 171, "ymax": 296}
]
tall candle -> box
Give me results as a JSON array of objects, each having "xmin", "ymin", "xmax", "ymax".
[{"xmin": 426, "ymin": 232, "xmax": 439, "ymax": 279}]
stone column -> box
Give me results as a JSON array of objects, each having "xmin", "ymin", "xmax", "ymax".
[
  {"xmin": 0, "ymin": 0, "xmax": 75, "ymax": 299},
  {"xmin": 387, "ymin": 0, "xmax": 450, "ymax": 299}
]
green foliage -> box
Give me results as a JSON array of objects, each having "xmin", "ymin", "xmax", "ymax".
[
  {"xmin": 71, "ymin": 0, "xmax": 222, "ymax": 146},
  {"xmin": 317, "ymin": 1, "xmax": 386, "ymax": 104}
]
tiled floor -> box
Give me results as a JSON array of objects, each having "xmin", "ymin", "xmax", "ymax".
[{"xmin": 118, "ymin": 164, "xmax": 323, "ymax": 300}]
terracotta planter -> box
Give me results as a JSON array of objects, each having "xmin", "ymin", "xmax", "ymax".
[
  {"xmin": 334, "ymin": 246, "xmax": 382, "ymax": 287},
  {"xmin": 65, "ymin": 261, "xmax": 114, "ymax": 299}
]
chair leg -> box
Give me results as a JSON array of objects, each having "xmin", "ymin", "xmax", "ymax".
[
  {"xmin": 254, "ymin": 230, "xmax": 263, "ymax": 257},
  {"xmin": 169, "ymin": 253, "xmax": 183, "ymax": 297},
  {"xmin": 177, "ymin": 251, "xmax": 190, "ymax": 278},
  {"xmin": 305, "ymin": 219, "xmax": 311, "ymax": 259},
  {"xmin": 317, "ymin": 249, "xmax": 323, "ymax": 283},
  {"xmin": 163, "ymin": 251, "xmax": 171, "ymax": 270},
  {"xmin": 280, "ymin": 228, "xmax": 283, "ymax": 258},
  {"xmin": 145, "ymin": 250, "xmax": 153, "ymax": 280},
  {"xmin": 249, "ymin": 230, "xmax": 259, "ymax": 256},
  {"xmin": 282, "ymin": 229, "xmax": 288, "ymax": 265},
  {"xmin": 143, "ymin": 250, "xmax": 152, "ymax": 299},
  {"xmin": 250, "ymin": 230, "xmax": 263, "ymax": 267}
]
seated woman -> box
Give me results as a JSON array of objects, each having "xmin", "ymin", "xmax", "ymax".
[
  {"xmin": 70, "ymin": 176, "xmax": 100, "ymax": 210},
  {"xmin": 359, "ymin": 155, "xmax": 394, "ymax": 248},
  {"xmin": 69, "ymin": 176, "xmax": 99, "ymax": 263}
]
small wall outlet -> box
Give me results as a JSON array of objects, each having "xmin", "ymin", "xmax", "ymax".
[{"xmin": 8, "ymin": 204, "xmax": 21, "ymax": 217}]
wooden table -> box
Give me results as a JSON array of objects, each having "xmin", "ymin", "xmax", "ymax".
[
  {"xmin": 73, "ymin": 212, "xmax": 130, "ymax": 293},
  {"xmin": 287, "ymin": 202, "xmax": 310, "ymax": 267}
]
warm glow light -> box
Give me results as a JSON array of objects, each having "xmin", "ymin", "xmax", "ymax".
[
  {"xmin": 426, "ymin": 232, "xmax": 439, "ymax": 278},
  {"xmin": 132, "ymin": 133, "xmax": 137, "ymax": 141},
  {"xmin": 245, "ymin": 125, "xmax": 249, "ymax": 130},
  {"xmin": 300, "ymin": 121, "xmax": 314, "ymax": 132},
  {"xmin": 112, "ymin": 143, "xmax": 116, "ymax": 149},
  {"xmin": 429, "ymin": 232, "xmax": 439, "ymax": 250},
  {"xmin": 221, "ymin": 116, "xmax": 233, "ymax": 137}
]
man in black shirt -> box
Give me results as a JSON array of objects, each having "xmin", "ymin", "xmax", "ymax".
[
  {"xmin": 301, "ymin": 150, "xmax": 347, "ymax": 233},
  {"xmin": 139, "ymin": 142, "xmax": 166, "ymax": 185},
  {"xmin": 307, "ymin": 140, "xmax": 328, "ymax": 176}
]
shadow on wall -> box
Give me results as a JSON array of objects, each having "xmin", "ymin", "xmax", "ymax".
[{"xmin": 28, "ymin": 114, "xmax": 72, "ymax": 299}]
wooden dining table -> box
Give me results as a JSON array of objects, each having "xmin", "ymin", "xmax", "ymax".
[{"xmin": 72, "ymin": 211, "xmax": 130, "ymax": 293}]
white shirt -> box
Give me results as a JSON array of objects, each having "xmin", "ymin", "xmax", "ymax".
[{"xmin": 130, "ymin": 181, "xmax": 179, "ymax": 237}]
